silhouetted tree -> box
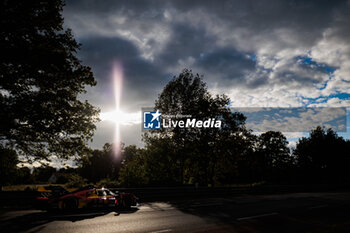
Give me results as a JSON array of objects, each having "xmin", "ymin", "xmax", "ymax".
[
  {"xmin": 65, "ymin": 174, "xmax": 87, "ymax": 188},
  {"xmin": 150, "ymin": 69, "xmax": 246, "ymax": 185},
  {"xmin": 78, "ymin": 143, "xmax": 119, "ymax": 183},
  {"xmin": 0, "ymin": 146, "xmax": 18, "ymax": 187},
  {"xmin": 55, "ymin": 167, "xmax": 79, "ymax": 184},
  {"xmin": 214, "ymin": 130, "xmax": 258, "ymax": 184},
  {"xmin": 15, "ymin": 166, "xmax": 34, "ymax": 184},
  {"xmin": 118, "ymin": 145, "xmax": 148, "ymax": 187},
  {"xmin": 294, "ymin": 126, "xmax": 350, "ymax": 183},
  {"xmin": 0, "ymin": 0, "xmax": 99, "ymax": 161},
  {"xmin": 258, "ymin": 131, "xmax": 290, "ymax": 167},
  {"xmin": 256, "ymin": 131, "xmax": 292, "ymax": 182},
  {"xmin": 32, "ymin": 165, "xmax": 56, "ymax": 183}
]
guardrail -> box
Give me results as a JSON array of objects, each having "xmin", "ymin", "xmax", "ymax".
[
  {"xmin": 1, "ymin": 184, "xmax": 349, "ymax": 208},
  {"xmin": 110, "ymin": 184, "xmax": 350, "ymax": 201}
]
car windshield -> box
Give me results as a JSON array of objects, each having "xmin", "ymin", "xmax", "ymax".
[
  {"xmin": 105, "ymin": 190, "xmax": 114, "ymax": 195},
  {"xmin": 96, "ymin": 190, "xmax": 106, "ymax": 196}
]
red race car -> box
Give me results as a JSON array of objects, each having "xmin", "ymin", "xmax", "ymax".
[{"xmin": 36, "ymin": 185, "xmax": 138, "ymax": 210}]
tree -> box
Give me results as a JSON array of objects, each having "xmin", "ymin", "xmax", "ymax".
[
  {"xmin": 56, "ymin": 167, "xmax": 79, "ymax": 184},
  {"xmin": 258, "ymin": 131, "xmax": 290, "ymax": 167},
  {"xmin": 256, "ymin": 131, "xmax": 291, "ymax": 182},
  {"xmin": 293, "ymin": 126, "xmax": 350, "ymax": 183},
  {"xmin": 150, "ymin": 69, "xmax": 246, "ymax": 185},
  {"xmin": 214, "ymin": 130, "xmax": 258, "ymax": 184},
  {"xmin": 143, "ymin": 136, "xmax": 181, "ymax": 185},
  {"xmin": 118, "ymin": 145, "xmax": 148, "ymax": 187},
  {"xmin": 15, "ymin": 166, "xmax": 34, "ymax": 184},
  {"xmin": 0, "ymin": 0, "xmax": 99, "ymax": 162},
  {"xmin": 32, "ymin": 165, "xmax": 56, "ymax": 183},
  {"xmin": 78, "ymin": 143, "xmax": 120, "ymax": 183},
  {"xmin": 65, "ymin": 174, "xmax": 87, "ymax": 188},
  {"xmin": 0, "ymin": 146, "xmax": 18, "ymax": 187}
]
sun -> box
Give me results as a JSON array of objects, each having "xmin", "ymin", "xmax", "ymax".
[
  {"xmin": 99, "ymin": 63, "xmax": 142, "ymax": 157},
  {"xmin": 100, "ymin": 110, "xmax": 128, "ymax": 124},
  {"xmin": 100, "ymin": 110, "xmax": 141, "ymax": 125},
  {"xmin": 99, "ymin": 109, "xmax": 141, "ymax": 158},
  {"xmin": 103, "ymin": 63, "xmax": 123, "ymax": 157}
]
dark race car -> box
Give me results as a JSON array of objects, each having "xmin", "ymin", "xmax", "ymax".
[{"xmin": 106, "ymin": 189, "xmax": 138, "ymax": 209}]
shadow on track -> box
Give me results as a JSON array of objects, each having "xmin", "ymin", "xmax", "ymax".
[
  {"xmin": 0, "ymin": 207, "xmax": 139, "ymax": 233},
  {"xmin": 162, "ymin": 193, "xmax": 350, "ymax": 233}
]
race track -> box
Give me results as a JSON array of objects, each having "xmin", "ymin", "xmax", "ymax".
[{"xmin": 1, "ymin": 192, "xmax": 350, "ymax": 233}]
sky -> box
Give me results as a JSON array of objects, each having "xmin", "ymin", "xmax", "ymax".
[{"xmin": 62, "ymin": 0, "xmax": 350, "ymax": 149}]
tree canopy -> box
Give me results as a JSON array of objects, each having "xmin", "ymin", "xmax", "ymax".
[
  {"xmin": 293, "ymin": 126, "xmax": 350, "ymax": 183},
  {"xmin": 0, "ymin": 146, "xmax": 18, "ymax": 187},
  {"xmin": 0, "ymin": 0, "xmax": 99, "ymax": 161},
  {"xmin": 78, "ymin": 143, "xmax": 119, "ymax": 183},
  {"xmin": 147, "ymin": 69, "xmax": 247, "ymax": 185}
]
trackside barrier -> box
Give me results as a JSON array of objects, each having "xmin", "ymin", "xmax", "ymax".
[
  {"xmin": 110, "ymin": 184, "xmax": 350, "ymax": 202},
  {"xmin": 1, "ymin": 184, "xmax": 350, "ymax": 208}
]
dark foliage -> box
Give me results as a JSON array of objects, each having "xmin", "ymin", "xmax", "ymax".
[
  {"xmin": 0, "ymin": 146, "xmax": 18, "ymax": 186},
  {"xmin": 78, "ymin": 143, "xmax": 120, "ymax": 183},
  {"xmin": 0, "ymin": 0, "xmax": 99, "ymax": 161},
  {"xmin": 294, "ymin": 126, "xmax": 350, "ymax": 183}
]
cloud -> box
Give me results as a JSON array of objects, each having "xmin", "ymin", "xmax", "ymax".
[
  {"xmin": 63, "ymin": 0, "xmax": 350, "ymax": 147},
  {"xmin": 77, "ymin": 36, "xmax": 169, "ymax": 112},
  {"xmin": 236, "ymin": 107, "xmax": 347, "ymax": 132}
]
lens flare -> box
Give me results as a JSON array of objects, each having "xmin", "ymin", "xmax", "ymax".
[
  {"xmin": 99, "ymin": 63, "xmax": 142, "ymax": 157},
  {"xmin": 112, "ymin": 63, "xmax": 123, "ymax": 157},
  {"xmin": 100, "ymin": 110, "xmax": 141, "ymax": 125}
]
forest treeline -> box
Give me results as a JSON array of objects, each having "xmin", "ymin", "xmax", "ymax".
[{"xmin": 1, "ymin": 70, "xmax": 350, "ymax": 188}]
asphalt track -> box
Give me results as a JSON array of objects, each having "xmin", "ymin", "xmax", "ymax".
[{"xmin": 1, "ymin": 192, "xmax": 350, "ymax": 233}]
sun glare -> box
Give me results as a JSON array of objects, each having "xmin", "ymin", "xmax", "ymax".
[
  {"xmin": 99, "ymin": 63, "xmax": 142, "ymax": 157},
  {"xmin": 112, "ymin": 63, "xmax": 123, "ymax": 157},
  {"xmin": 100, "ymin": 110, "xmax": 140, "ymax": 125},
  {"xmin": 100, "ymin": 110, "xmax": 125, "ymax": 123}
]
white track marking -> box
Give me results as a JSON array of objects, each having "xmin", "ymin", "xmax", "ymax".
[
  {"xmin": 150, "ymin": 229, "xmax": 173, "ymax": 233},
  {"xmin": 237, "ymin": 212, "xmax": 278, "ymax": 221}
]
